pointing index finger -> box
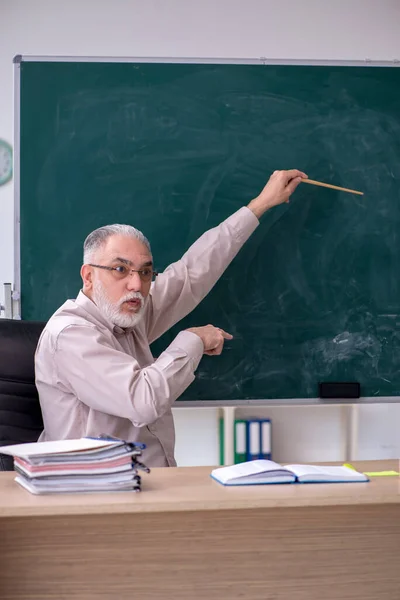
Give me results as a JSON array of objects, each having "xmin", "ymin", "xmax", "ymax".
[{"xmin": 219, "ymin": 329, "xmax": 233, "ymax": 340}]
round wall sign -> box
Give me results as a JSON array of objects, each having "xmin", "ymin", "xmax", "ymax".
[{"xmin": 0, "ymin": 139, "xmax": 13, "ymax": 185}]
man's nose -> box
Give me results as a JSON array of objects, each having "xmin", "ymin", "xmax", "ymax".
[{"xmin": 126, "ymin": 271, "xmax": 142, "ymax": 292}]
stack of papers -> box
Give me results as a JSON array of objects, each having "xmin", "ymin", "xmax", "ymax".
[{"xmin": 1, "ymin": 437, "xmax": 150, "ymax": 494}]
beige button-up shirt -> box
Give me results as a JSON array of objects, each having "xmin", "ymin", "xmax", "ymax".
[{"xmin": 35, "ymin": 207, "xmax": 259, "ymax": 466}]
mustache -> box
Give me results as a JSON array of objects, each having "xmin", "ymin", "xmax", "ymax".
[{"xmin": 118, "ymin": 292, "xmax": 144, "ymax": 308}]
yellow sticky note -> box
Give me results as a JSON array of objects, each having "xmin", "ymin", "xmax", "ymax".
[
  {"xmin": 342, "ymin": 463, "xmax": 356, "ymax": 471},
  {"xmin": 363, "ymin": 470, "xmax": 399, "ymax": 477}
]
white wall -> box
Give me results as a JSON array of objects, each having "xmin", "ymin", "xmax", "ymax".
[{"xmin": 1, "ymin": 0, "xmax": 399, "ymax": 465}]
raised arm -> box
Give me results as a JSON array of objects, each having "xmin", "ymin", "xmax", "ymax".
[{"xmin": 146, "ymin": 169, "xmax": 306, "ymax": 343}]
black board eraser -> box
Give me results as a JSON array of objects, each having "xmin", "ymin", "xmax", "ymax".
[{"xmin": 319, "ymin": 382, "xmax": 360, "ymax": 399}]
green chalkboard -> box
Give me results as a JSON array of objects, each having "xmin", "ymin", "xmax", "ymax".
[{"xmin": 17, "ymin": 59, "xmax": 400, "ymax": 400}]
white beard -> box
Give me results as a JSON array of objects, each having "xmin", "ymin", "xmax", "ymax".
[{"xmin": 92, "ymin": 281, "xmax": 146, "ymax": 329}]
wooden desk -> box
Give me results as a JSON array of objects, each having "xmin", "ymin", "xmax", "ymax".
[{"xmin": 0, "ymin": 460, "xmax": 399, "ymax": 600}]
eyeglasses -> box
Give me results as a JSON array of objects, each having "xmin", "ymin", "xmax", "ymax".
[{"xmin": 88, "ymin": 264, "xmax": 158, "ymax": 282}]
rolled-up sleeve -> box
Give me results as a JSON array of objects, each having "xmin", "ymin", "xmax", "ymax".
[{"xmin": 54, "ymin": 325, "xmax": 204, "ymax": 427}]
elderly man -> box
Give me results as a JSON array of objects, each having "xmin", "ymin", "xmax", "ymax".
[{"xmin": 35, "ymin": 169, "xmax": 306, "ymax": 466}]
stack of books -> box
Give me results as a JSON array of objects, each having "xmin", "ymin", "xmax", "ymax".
[{"xmin": 1, "ymin": 437, "xmax": 150, "ymax": 494}]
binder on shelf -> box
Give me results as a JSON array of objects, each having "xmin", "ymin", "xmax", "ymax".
[
  {"xmin": 234, "ymin": 419, "xmax": 247, "ymax": 463},
  {"xmin": 260, "ymin": 419, "xmax": 272, "ymax": 460},
  {"xmin": 220, "ymin": 417, "xmax": 272, "ymax": 466},
  {"xmin": 219, "ymin": 418, "xmax": 224, "ymax": 465},
  {"xmin": 246, "ymin": 419, "xmax": 261, "ymax": 461}
]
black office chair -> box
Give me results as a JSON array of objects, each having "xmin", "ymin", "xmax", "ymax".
[{"xmin": 0, "ymin": 319, "xmax": 45, "ymax": 470}]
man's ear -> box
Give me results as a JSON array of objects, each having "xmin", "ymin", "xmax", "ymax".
[{"xmin": 81, "ymin": 264, "xmax": 93, "ymax": 291}]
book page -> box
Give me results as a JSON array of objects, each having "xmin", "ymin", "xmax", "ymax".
[
  {"xmin": 211, "ymin": 460, "xmax": 288, "ymax": 484},
  {"xmin": 285, "ymin": 464, "xmax": 367, "ymax": 480}
]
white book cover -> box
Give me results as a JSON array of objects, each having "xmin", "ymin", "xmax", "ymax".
[{"xmin": 0, "ymin": 438, "xmax": 120, "ymax": 458}]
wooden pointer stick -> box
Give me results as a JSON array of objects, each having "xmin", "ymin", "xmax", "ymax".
[{"xmin": 301, "ymin": 178, "xmax": 364, "ymax": 196}]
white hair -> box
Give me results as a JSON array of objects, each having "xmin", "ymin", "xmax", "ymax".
[
  {"xmin": 92, "ymin": 280, "xmax": 146, "ymax": 329},
  {"xmin": 83, "ymin": 224, "xmax": 151, "ymax": 264}
]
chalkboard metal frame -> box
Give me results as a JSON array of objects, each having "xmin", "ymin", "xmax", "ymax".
[
  {"xmin": 176, "ymin": 395, "xmax": 400, "ymax": 407},
  {"xmin": 13, "ymin": 55, "xmax": 400, "ymax": 407}
]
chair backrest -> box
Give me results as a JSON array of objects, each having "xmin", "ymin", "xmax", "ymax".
[{"xmin": 0, "ymin": 318, "xmax": 46, "ymax": 470}]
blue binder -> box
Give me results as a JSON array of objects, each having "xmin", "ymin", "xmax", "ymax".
[
  {"xmin": 246, "ymin": 419, "xmax": 272, "ymax": 461},
  {"xmin": 260, "ymin": 419, "xmax": 272, "ymax": 460}
]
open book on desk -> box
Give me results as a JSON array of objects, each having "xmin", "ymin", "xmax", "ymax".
[{"xmin": 211, "ymin": 460, "xmax": 369, "ymax": 486}]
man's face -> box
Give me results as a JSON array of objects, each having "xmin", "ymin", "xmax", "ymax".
[{"xmin": 81, "ymin": 234, "xmax": 153, "ymax": 328}]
